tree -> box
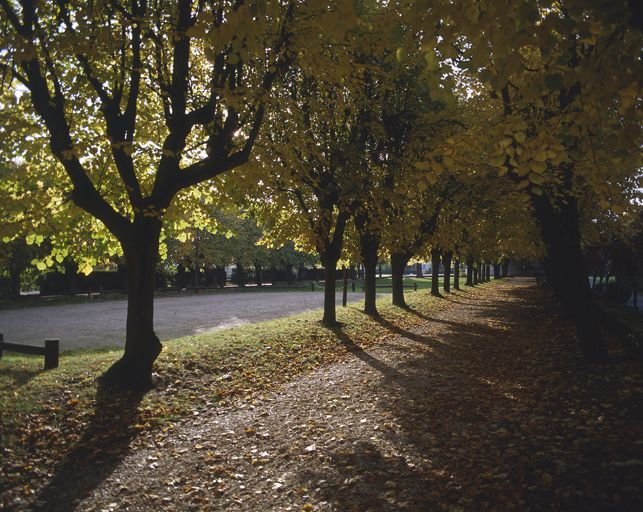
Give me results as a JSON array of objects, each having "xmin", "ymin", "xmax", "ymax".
[
  {"xmin": 474, "ymin": 2, "xmax": 640, "ymax": 361},
  {"xmin": 407, "ymin": 1, "xmax": 641, "ymax": 361},
  {"xmin": 354, "ymin": 39, "xmax": 449, "ymax": 315},
  {"xmin": 0, "ymin": 0, "xmax": 357, "ymax": 387},
  {"xmin": 247, "ymin": 71, "xmax": 369, "ymax": 325}
]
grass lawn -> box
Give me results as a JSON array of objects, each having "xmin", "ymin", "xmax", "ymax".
[{"xmin": 1, "ymin": 284, "xmax": 485, "ymax": 499}]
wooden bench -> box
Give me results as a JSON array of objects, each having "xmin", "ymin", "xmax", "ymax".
[
  {"xmin": 362, "ymin": 283, "xmax": 418, "ymax": 291},
  {"xmin": 0, "ymin": 334, "xmax": 59, "ymax": 369}
]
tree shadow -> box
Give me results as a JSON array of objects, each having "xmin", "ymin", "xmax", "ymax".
[
  {"xmin": 405, "ymin": 306, "xmax": 463, "ymax": 327},
  {"xmin": 0, "ymin": 365, "xmax": 42, "ymax": 387},
  {"xmin": 32, "ymin": 383, "xmax": 146, "ymax": 511},
  {"xmin": 369, "ymin": 314, "xmax": 446, "ymax": 347},
  {"xmin": 331, "ymin": 326, "xmax": 405, "ymax": 381},
  {"xmin": 298, "ymin": 279, "xmax": 636, "ymax": 510},
  {"xmin": 299, "ymin": 440, "xmax": 441, "ymax": 511}
]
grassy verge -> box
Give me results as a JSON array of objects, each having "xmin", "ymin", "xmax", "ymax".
[
  {"xmin": 597, "ymin": 301, "xmax": 643, "ymax": 359},
  {"xmin": 1, "ymin": 285, "xmax": 489, "ymax": 502}
]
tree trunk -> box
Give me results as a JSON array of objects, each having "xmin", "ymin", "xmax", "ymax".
[
  {"xmin": 466, "ymin": 257, "xmax": 474, "ymax": 286},
  {"xmin": 502, "ymin": 260, "xmax": 509, "ymax": 277},
  {"xmin": 322, "ymin": 258, "xmax": 338, "ymax": 326},
  {"xmin": 485, "ymin": 264, "xmax": 491, "ymax": 282},
  {"xmin": 9, "ymin": 269, "xmax": 21, "ymax": 299},
  {"xmin": 237, "ymin": 263, "xmax": 246, "ymax": 287},
  {"xmin": 493, "ymin": 263, "xmax": 500, "ymax": 279},
  {"xmin": 216, "ymin": 265, "xmax": 226, "ymax": 288},
  {"xmin": 532, "ymin": 193, "xmax": 607, "ymax": 362},
  {"xmin": 101, "ymin": 219, "xmax": 163, "ymax": 389},
  {"xmin": 473, "ymin": 264, "xmax": 479, "ymax": 285},
  {"xmin": 391, "ymin": 252, "xmax": 409, "ymax": 307},
  {"xmin": 360, "ymin": 233, "xmax": 380, "ymax": 316},
  {"xmin": 442, "ymin": 251, "xmax": 452, "ymax": 293},
  {"xmin": 431, "ymin": 248, "xmax": 441, "ymax": 296},
  {"xmin": 379, "ymin": 263, "xmax": 382, "ymax": 278},
  {"xmin": 255, "ymin": 264, "xmax": 262, "ymax": 286},
  {"xmin": 453, "ymin": 258, "xmax": 460, "ymax": 290},
  {"xmin": 415, "ymin": 262, "xmax": 424, "ymax": 278}
]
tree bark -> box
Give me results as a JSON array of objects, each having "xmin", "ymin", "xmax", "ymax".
[
  {"xmin": 215, "ymin": 265, "xmax": 226, "ymax": 288},
  {"xmin": 431, "ymin": 248, "xmax": 441, "ymax": 296},
  {"xmin": 100, "ymin": 218, "xmax": 163, "ymax": 389},
  {"xmin": 415, "ymin": 262, "xmax": 424, "ymax": 278},
  {"xmin": 532, "ymin": 193, "xmax": 607, "ymax": 362},
  {"xmin": 322, "ymin": 258, "xmax": 338, "ymax": 325},
  {"xmin": 359, "ymin": 233, "xmax": 380, "ymax": 316},
  {"xmin": 236, "ymin": 263, "xmax": 246, "ymax": 287},
  {"xmin": 391, "ymin": 252, "xmax": 409, "ymax": 307},
  {"xmin": 485, "ymin": 264, "xmax": 491, "ymax": 282},
  {"xmin": 502, "ymin": 260, "xmax": 509, "ymax": 277},
  {"xmin": 255, "ymin": 264, "xmax": 262, "ymax": 286},
  {"xmin": 453, "ymin": 258, "xmax": 461, "ymax": 290},
  {"xmin": 318, "ymin": 211, "xmax": 348, "ymax": 326},
  {"xmin": 9, "ymin": 269, "xmax": 21, "ymax": 299},
  {"xmin": 493, "ymin": 263, "xmax": 501, "ymax": 279},
  {"xmin": 473, "ymin": 264, "xmax": 479, "ymax": 285},
  {"xmin": 466, "ymin": 257, "xmax": 474, "ymax": 286},
  {"xmin": 442, "ymin": 250, "xmax": 452, "ymax": 293}
]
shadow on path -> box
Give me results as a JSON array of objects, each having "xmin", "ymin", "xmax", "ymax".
[
  {"xmin": 299, "ymin": 279, "xmax": 643, "ymax": 511},
  {"xmin": 32, "ymin": 384, "xmax": 145, "ymax": 511}
]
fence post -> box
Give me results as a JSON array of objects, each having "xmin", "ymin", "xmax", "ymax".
[
  {"xmin": 44, "ymin": 339, "xmax": 59, "ymax": 369},
  {"xmin": 342, "ymin": 267, "xmax": 348, "ymax": 307}
]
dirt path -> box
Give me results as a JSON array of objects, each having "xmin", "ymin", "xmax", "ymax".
[{"xmin": 26, "ymin": 280, "xmax": 643, "ymax": 511}]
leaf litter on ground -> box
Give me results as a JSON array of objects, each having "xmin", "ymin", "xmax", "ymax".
[{"xmin": 1, "ymin": 279, "xmax": 642, "ymax": 511}]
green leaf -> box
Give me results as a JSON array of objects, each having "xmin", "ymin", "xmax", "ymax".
[{"xmin": 396, "ymin": 47, "xmax": 407, "ymax": 62}]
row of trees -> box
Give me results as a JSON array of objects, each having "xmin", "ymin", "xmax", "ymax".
[{"xmin": 1, "ymin": 1, "xmax": 640, "ymax": 388}]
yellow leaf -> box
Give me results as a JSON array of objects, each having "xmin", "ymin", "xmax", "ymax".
[
  {"xmin": 514, "ymin": 132, "xmax": 526, "ymax": 143},
  {"xmin": 528, "ymin": 172, "xmax": 544, "ymax": 185},
  {"xmin": 534, "ymin": 150, "xmax": 547, "ymax": 162},
  {"xmin": 414, "ymin": 161, "xmax": 432, "ymax": 170},
  {"xmin": 491, "ymin": 155, "xmax": 505, "ymax": 167}
]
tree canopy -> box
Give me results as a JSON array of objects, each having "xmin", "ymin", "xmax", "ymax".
[{"xmin": 1, "ymin": 0, "xmax": 640, "ymax": 386}]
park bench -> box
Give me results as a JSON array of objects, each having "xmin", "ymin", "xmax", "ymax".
[
  {"xmin": 0, "ymin": 333, "xmax": 59, "ymax": 370},
  {"xmin": 362, "ymin": 283, "xmax": 418, "ymax": 291}
]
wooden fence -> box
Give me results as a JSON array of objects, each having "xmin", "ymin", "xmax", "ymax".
[{"xmin": 0, "ymin": 334, "xmax": 59, "ymax": 369}]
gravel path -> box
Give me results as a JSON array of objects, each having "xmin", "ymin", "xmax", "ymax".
[
  {"xmin": 23, "ymin": 279, "xmax": 642, "ymax": 511},
  {"xmin": 0, "ymin": 291, "xmax": 364, "ymax": 351}
]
